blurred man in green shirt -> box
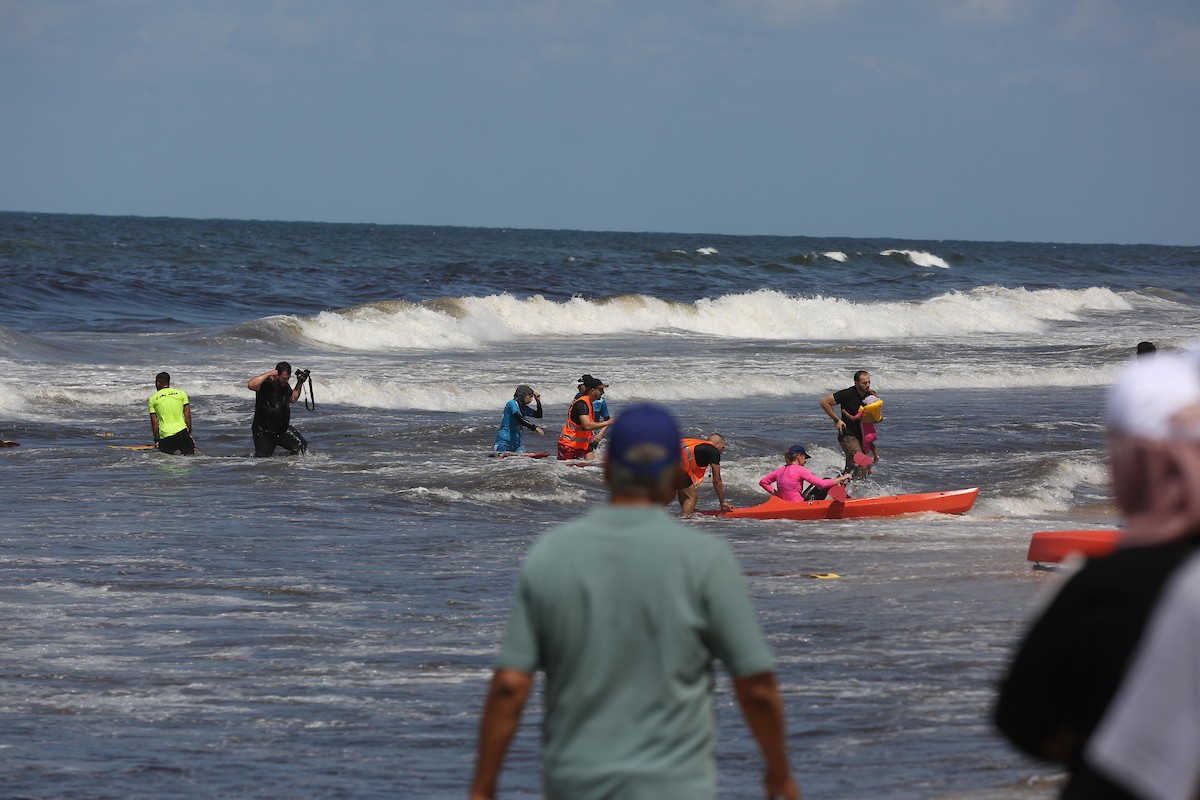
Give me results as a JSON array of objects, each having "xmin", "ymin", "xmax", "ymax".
[{"xmin": 470, "ymin": 403, "xmax": 799, "ymax": 800}]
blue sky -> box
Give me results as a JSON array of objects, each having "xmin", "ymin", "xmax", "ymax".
[{"xmin": 2, "ymin": 0, "xmax": 1198, "ymax": 244}]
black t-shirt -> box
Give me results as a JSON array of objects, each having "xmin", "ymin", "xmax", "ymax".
[
  {"xmin": 833, "ymin": 386, "xmax": 865, "ymax": 440},
  {"xmin": 568, "ymin": 398, "xmax": 592, "ymax": 425},
  {"xmin": 693, "ymin": 442, "xmax": 721, "ymax": 467},
  {"xmin": 254, "ymin": 379, "xmax": 293, "ymax": 432}
]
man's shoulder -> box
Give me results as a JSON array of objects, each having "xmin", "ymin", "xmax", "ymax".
[
  {"xmin": 1057, "ymin": 540, "xmax": 1197, "ymax": 609},
  {"xmin": 694, "ymin": 442, "xmax": 721, "ymax": 464},
  {"xmin": 832, "ymin": 385, "xmax": 856, "ymax": 401},
  {"xmin": 150, "ymin": 387, "xmax": 185, "ymax": 402}
]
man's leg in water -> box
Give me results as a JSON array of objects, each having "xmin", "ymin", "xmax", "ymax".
[
  {"xmin": 252, "ymin": 426, "xmax": 278, "ymax": 458},
  {"xmin": 839, "ymin": 432, "xmax": 867, "ymax": 478},
  {"xmin": 278, "ymin": 426, "xmax": 308, "ymax": 455},
  {"xmin": 676, "ymin": 480, "xmax": 701, "ymax": 516}
]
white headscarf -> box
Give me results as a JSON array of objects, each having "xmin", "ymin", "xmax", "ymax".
[{"xmin": 1105, "ymin": 349, "xmax": 1200, "ymax": 545}]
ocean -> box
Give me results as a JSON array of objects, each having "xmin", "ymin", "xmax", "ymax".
[{"xmin": 1, "ymin": 211, "xmax": 1198, "ymax": 798}]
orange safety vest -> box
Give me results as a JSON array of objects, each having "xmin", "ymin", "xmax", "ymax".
[
  {"xmin": 680, "ymin": 437, "xmax": 711, "ymax": 487},
  {"xmin": 558, "ymin": 396, "xmax": 596, "ymax": 450}
]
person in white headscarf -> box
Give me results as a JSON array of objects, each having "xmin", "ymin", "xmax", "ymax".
[
  {"xmin": 994, "ymin": 349, "xmax": 1200, "ymax": 799},
  {"xmin": 1085, "ymin": 550, "xmax": 1200, "ymax": 800}
]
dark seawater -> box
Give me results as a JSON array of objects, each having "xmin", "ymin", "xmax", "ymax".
[{"xmin": 2, "ymin": 211, "xmax": 1199, "ymax": 798}]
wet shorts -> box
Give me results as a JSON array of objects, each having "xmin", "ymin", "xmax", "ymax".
[
  {"xmin": 157, "ymin": 429, "xmax": 196, "ymax": 455},
  {"xmin": 557, "ymin": 442, "xmax": 589, "ymax": 461},
  {"xmin": 253, "ymin": 424, "xmax": 309, "ymax": 457},
  {"xmin": 838, "ymin": 430, "xmax": 864, "ymax": 473}
]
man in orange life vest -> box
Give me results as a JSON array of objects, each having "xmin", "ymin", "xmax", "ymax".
[
  {"xmin": 677, "ymin": 434, "xmax": 733, "ymax": 515},
  {"xmin": 557, "ymin": 376, "xmax": 615, "ymax": 461}
]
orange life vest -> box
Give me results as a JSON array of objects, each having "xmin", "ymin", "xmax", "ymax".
[
  {"xmin": 680, "ymin": 437, "xmax": 711, "ymax": 487},
  {"xmin": 558, "ymin": 396, "xmax": 596, "ymax": 450}
]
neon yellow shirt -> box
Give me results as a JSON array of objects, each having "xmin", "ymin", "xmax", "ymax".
[{"xmin": 148, "ymin": 387, "xmax": 189, "ymax": 438}]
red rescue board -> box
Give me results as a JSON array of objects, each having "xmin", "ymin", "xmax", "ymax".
[
  {"xmin": 1027, "ymin": 530, "xmax": 1122, "ymax": 564},
  {"xmin": 703, "ymin": 488, "xmax": 979, "ymax": 521}
]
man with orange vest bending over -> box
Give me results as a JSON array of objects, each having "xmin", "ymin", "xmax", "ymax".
[
  {"xmin": 677, "ymin": 434, "xmax": 733, "ymax": 516},
  {"xmin": 557, "ymin": 376, "xmax": 615, "ymax": 461}
]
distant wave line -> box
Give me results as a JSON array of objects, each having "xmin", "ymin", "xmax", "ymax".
[{"xmin": 218, "ymin": 285, "xmax": 1139, "ymax": 352}]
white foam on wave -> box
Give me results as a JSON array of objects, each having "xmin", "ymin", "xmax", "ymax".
[
  {"xmin": 280, "ymin": 285, "xmax": 1138, "ymax": 352},
  {"xmin": 3, "ymin": 354, "xmax": 1128, "ymax": 417},
  {"xmin": 696, "ymin": 247, "xmax": 719, "ymax": 255},
  {"xmin": 0, "ymin": 380, "xmax": 30, "ymax": 414},
  {"xmin": 822, "ymin": 252, "xmax": 848, "ymax": 262},
  {"xmin": 975, "ymin": 458, "xmax": 1110, "ymax": 518},
  {"xmin": 881, "ymin": 249, "xmax": 951, "ymax": 269}
]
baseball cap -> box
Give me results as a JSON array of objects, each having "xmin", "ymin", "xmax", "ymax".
[
  {"xmin": 581, "ymin": 375, "xmax": 608, "ymax": 390},
  {"xmin": 607, "ymin": 403, "xmax": 682, "ymax": 478},
  {"xmin": 1106, "ymin": 350, "xmax": 1200, "ymax": 441},
  {"xmin": 787, "ymin": 445, "xmax": 809, "ymax": 457}
]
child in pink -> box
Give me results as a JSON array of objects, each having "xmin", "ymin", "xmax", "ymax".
[
  {"xmin": 848, "ymin": 394, "xmax": 882, "ymax": 469},
  {"xmin": 758, "ymin": 445, "xmax": 850, "ymax": 502}
]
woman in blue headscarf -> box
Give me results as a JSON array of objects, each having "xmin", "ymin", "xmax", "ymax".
[{"xmin": 493, "ymin": 385, "xmax": 545, "ymax": 453}]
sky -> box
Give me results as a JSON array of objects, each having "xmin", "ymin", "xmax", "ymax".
[{"xmin": 2, "ymin": 0, "xmax": 1198, "ymax": 245}]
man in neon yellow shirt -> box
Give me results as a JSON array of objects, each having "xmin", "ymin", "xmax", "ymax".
[{"xmin": 148, "ymin": 371, "xmax": 195, "ymax": 455}]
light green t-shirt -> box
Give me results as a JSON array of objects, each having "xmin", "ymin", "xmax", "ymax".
[
  {"xmin": 496, "ymin": 504, "xmax": 776, "ymax": 800},
  {"xmin": 148, "ymin": 387, "xmax": 189, "ymax": 438}
]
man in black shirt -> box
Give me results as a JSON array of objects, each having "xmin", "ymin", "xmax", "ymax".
[
  {"xmin": 246, "ymin": 361, "xmax": 309, "ymax": 457},
  {"xmin": 819, "ymin": 370, "xmax": 874, "ymax": 477}
]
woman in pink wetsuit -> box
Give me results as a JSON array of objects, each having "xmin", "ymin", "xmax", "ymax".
[{"xmin": 759, "ymin": 445, "xmax": 850, "ymax": 502}]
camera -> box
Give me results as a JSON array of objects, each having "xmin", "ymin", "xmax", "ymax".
[{"xmin": 295, "ymin": 369, "xmax": 310, "ymax": 381}]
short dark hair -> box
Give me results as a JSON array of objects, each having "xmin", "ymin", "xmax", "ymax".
[
  {"xmin": 854, "ymin": 370, "xmax": 870, "ymax": 383},
  {"xmin": 1136, "ymin": 341, "xmax": 1156, "ymax": 356},
  {"xmin": 608, "ymin": 465, "xmax": 680, "ymax": 499},
  {"xmin": 155, "ymin": 371, "xmax": 170, "ymax": 385},
  {"xmin": 276, "ymin": 361, "xmax": 293, "ymax": 374}
]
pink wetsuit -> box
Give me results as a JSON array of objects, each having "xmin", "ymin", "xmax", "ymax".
[{"xmin": 759, "ymin": 464, "xmax": 842, "ymax": 502}]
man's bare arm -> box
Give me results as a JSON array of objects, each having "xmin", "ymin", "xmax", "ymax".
[
  {"xmin": 469, "ymin": 668, "xmax": 534, "ymax": 800},
  {"xmin": 734, "ymin": 671, "xmax": 800, "ymax": 800}
]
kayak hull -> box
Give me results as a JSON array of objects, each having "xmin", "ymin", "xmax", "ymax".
[
  {"xmin": 1027, "ymin": 530, "xmax": 1122, "ymax": 564},
  {"xmin": 704, "ymin": 488, "xmax": 979, "ymax": 521}
]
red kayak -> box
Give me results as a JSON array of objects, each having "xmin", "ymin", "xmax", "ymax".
[
  {"xmin": 703, "ymin": 487, "xmax": 979, "ymax": 521},
  {"xmin": 1027, "ymin": 530, "xmax": 1122, "ymax": 564}
]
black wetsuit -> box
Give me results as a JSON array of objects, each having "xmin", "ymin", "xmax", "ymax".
[{"xmin": 252, "ymin": 379, "xmax": 308, "ymax": 457}]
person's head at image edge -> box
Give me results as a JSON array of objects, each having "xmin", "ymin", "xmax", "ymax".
[{"xmin": 1105, "ymin": 346, "xmax": 1200, "ymax": 546}]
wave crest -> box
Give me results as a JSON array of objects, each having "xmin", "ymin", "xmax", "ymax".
[{"xmin": 248, "ymin": 285, "xmax": 1137, "ymax": 352}]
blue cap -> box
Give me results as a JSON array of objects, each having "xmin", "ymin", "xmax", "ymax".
[
  {"xmin": 607, "ymin": 403, "xmax": 682, "ymax": 478},
  {"xmin": 787, "ymin": 445, "xmax": 809, "ymax": 457}
]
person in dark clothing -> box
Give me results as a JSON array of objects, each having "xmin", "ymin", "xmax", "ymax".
[
  {"xmin": 246, "ymin": 361, "xmax": 309, "ymax": 457},
  {"xmin": 994, "ymin": 351, "xmax": 1200, "ymax": 798},
  {"xmin": 819, "ymin": 370, "xmax": 876, "ymax": 478},
  {"xmin": 676, "ymin": 434, "xmax": 732, "ymax": 515}
]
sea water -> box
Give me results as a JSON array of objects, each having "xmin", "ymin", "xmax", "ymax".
[{"xmin": 1, "ymin": 212, "xmax": 1198, "ymax": 798}]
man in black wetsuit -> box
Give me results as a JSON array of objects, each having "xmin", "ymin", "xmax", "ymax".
[
  {"xmin": 819, "ymin": 369, "xmax": 875, "ymax": 478},
  {"xmin": 246, "ymin": 361, "xmax": 309, "ymax": 457}
]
